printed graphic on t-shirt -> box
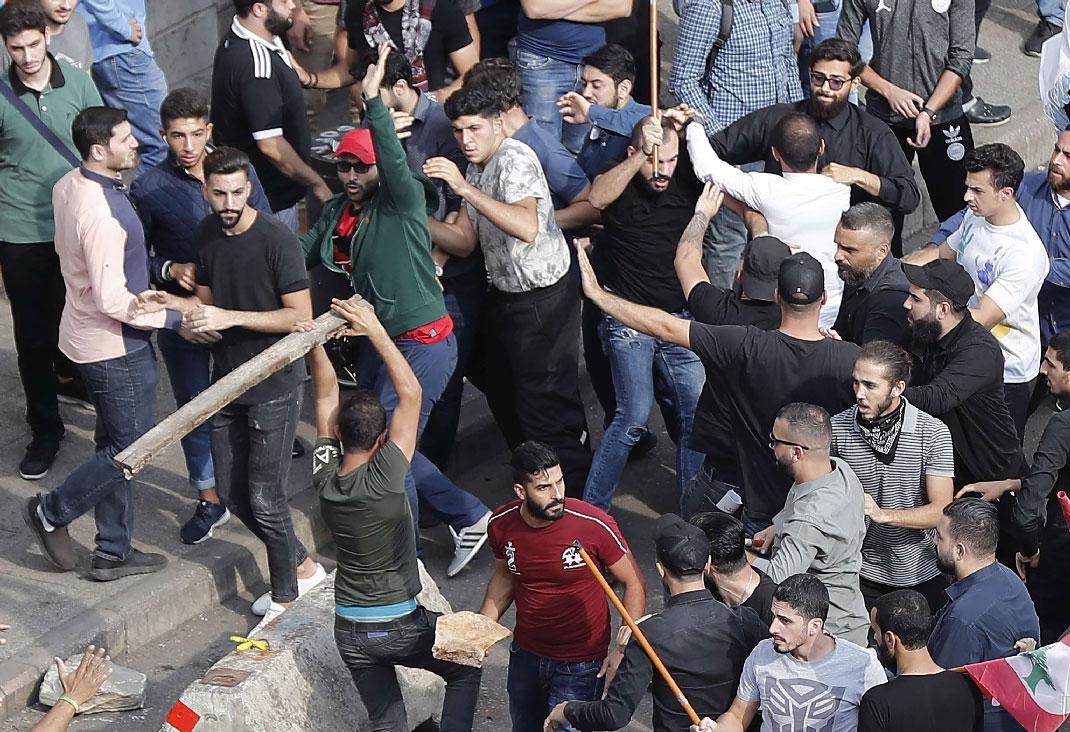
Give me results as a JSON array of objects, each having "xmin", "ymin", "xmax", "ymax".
[
  {"xmin": 763, "ymin": 677, "xmax": 846, "ymax": 732},
  {"xmin": 561, "ymin": 545, "xmax": 585, "ymax": 570},
  {"xmin": 505, "ymin": 540, "xmax": 518, "ymax": 574},
  {"xmin": 312, "ymin": 443, "xmax": 339, "ymax": 475}
]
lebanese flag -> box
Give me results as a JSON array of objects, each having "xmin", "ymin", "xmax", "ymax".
[{"xmin": 963, "ymin": 636, "xmax": 1070, "ymax": 732}]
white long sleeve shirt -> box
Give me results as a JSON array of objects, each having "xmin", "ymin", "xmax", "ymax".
[{"xmin": 686, "ymin": 123, "xmax": 851, "ymax": 327}]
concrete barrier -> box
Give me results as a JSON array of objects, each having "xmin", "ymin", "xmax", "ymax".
[{"xmin": 160, "ymin": 563, "xmax": 451, "ymax": 732}]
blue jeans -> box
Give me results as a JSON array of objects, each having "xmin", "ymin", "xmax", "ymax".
[
  {"xmin": 1040, "ymin": 281, "xmax": 1070, "ymax": 347},
  {"xmin": 41, "ymin": 345, "xmax": 158, "ymax": 561},
  {"xmin": 584, "ymin": 313, "xmax": 705, "ymax": 511},
  {"xmin": 703, "ymin": 196, "xmax": 752, "ymax": 289},
  {"xmin": 513, "ymin": 46, "xmax": 590, "ymax": 154},
  {"xmin": 1039, "ymin": 0, "xmax": 1063, "ymax": 25},
  {"xmin": 507, "ymin": 642, "xmax": 604, "ymax": 732},
  {"xmin": 357, "ymin": 335, "xmax": 488, "ymax": 532},
  {"xmin": 211, "ymin": 386, "xmax": 310, "ymax": 603},
  {"xmin": 92, "ymin": 49, "xmax": 168, "ymax": 177},
  {"xmin": 157, "ymin": 329, "xmax": 214, "ymax": 490}
]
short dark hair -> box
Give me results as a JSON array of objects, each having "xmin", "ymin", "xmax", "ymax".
[
  {"xmin": 463, "ymin": 58, "xmax": 523, "ymax": 111},
  {"xmin": 690, "ymin": 512, "xmax": 747, "ymax": 573},
  {"xmin": 856, "ymin": 339, "xmax": 912, "ymax": 387},
  {"xmin": 773, "ymin": 574, "xmax": 829, "ymax": 622},
  {"xmin": 232, "ymin": 0, "xmax": 262, "ymax": 18},
  {"xmin": 838, "ymin": 202, "xmax": 894, "ymax": 243},
  {"xmin": 925, "ymin": 287, "xmax": 967, "ymax": 314},
  {"xmin": 160, "ymin": 87, "xmax": 210, "ymax": 128},
  {"xmin": 510, "ymin": 441, "xmax": 560, "ymax": 486},
  {"xmin": 630, "ymin": 115, "xmax": 675, "ymax": 150},
  {"xmin": 810, "ymin": 38, "xmax": 864, "ymax": 78},
  {"xmin": 0, "ymin": 2, "xmax": 47, "ymax": 40},
  {"xmin": 582, "ymin": 43, "xmax": 636, "ymax": 86},
  {"xmin": 771, "ymin": 112, "xmax": 822, "ymax": 171},
  {"xmin": 1049, "ymin": 329, "xmax": 1070, "ymax": 369},
  {"xmin": 356, "ymin": 49, "xmax": 414, "ymax": 89},
  {"xmin": 775, "ymin": 402, "xmax": 832, "ymax": 446},
  {"xmin": 964, "ymin": 143, "xmax": 1025, "ymax": 193},
  {"xmin": 337, "ymin": 390, "xmax": 387, "ymax": 451},
  {"xmin": 444, "ymin": 82, "xmax": 503, "ymax": 121},
  {"xmin": 203, "ymin": 146, "xmax": 250, "ymax": 179},
  {"xmin": 71, "ymin": 107, "xmax": 128, "ymax": 161},
  {"xmin": 873, "ymin": 589, "xmax": 932, "ymax": 650},
  {"xmin": 943, "ymin": 498, "xmax": 999, "ymax": 557}
]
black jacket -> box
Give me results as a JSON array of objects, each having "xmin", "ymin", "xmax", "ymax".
[{"xmin": 832, "ymin": 255, "xmax": 911, "ymax": 346}]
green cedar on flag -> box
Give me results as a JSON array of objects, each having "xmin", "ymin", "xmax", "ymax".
[{"xmin": 964, "ymin": 635, "xmax": 1070, "ymax": 732}]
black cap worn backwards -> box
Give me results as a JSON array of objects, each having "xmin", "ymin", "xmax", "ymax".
[
  {"xmin": 777, "ymin": 251, "xmax": 825, "ymax": 305},
  {"xmin": 902, "ymin": 259, "xmax": 975, "ymax": 310},
  {"xmin": 654, "ymin": 513, "xmax": 710, "ymax": 575},
  {"xmin": 742, "ymin": 236, "xmax": 792, "ymax": 302}
]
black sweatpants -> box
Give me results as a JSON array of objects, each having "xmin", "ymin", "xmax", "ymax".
[
  {"xmin": 1004, "ymin": 378, "xmax": 1036, "ymax": 446},
  {"xmin": 480, "ymin": 276, "xmax": 592, "ymax": 495}
]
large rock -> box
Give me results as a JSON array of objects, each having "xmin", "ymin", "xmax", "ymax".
[
  {"xmin": 433, "ymin": 611, "xmax": 511, "ymax": 667},
  {"xmin": 39, "ymin": 657, "xmax": 145, "ymax": 714},
  {"xmin": 160, "ymin": 563, "xmax": 450, "ymax": 732}
]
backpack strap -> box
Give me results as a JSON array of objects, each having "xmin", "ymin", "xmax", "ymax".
[
  {"xmin": 0, "ymin": 76, "xmax": 81, "ymax": 169},
  {"xmin": 704, "ymin": 0, "xmax": 735, "ymax": 79}
]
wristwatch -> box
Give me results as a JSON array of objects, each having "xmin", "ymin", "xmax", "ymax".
[
  {"xmin": 435, "ymin": 264, "xmax": 444, "ymax": 278},
  {"xmin": 921, "ymin": 106, "xmax": 938, "ymax": 121}
]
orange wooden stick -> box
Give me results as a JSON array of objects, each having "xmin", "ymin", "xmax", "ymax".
[
  {"xmin": 649, "ymin": 0, "xmax": 660, "ymax": 173},
  {"xmin": 573, "ymin": 541, "xmax": 702, "ymax": 725}
]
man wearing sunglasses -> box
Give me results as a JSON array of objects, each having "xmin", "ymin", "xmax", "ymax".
[
  {"xmin": 301, "ymin": 46, "xmax": 492, "ymax": 578},
  {"xmin": 751, "ymin": 402, "xmax": 870, "ymax": 646}
]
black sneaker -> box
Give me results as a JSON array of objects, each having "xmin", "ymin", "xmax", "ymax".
[
  {"xmin": 179, "ymin": 501, "xmax": 231, "ymax": 545},
  {"xmin": 292, "ymin": 437, "xmax": 306, "ymax": 459},
  {"xmin": 88, "ymin": 548, "xmax": 168, "ymax": 581},
  {"xmin": 628, "ymin": 429, "xmax": 659, "ymax": 462},
  {"xmin": 55, "ymin": 377, "xmax": 94, "ymax": 413},
  {"xmin": 23, "ymin": 495, "xmax": 78, "ymax": 571},
  {"xmin": 1025, "ymin": 19, "xmax": 1061, "ymax": 57},
  {"xmin": 19, "ymin": 438, "xmax": 60, "ymax": 480},
  {"xmin": 964, "ymin": 97, "xmax": 1012, "ymax": 126},
  {"xmin": 973, "ymin": 46, "xmax": 991, "ymax": 64}
]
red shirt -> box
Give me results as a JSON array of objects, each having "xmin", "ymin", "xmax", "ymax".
[{"xmin": 487, "ymin": 498, "xmax": 629, "ymax": 662}]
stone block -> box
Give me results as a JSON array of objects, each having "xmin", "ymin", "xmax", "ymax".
[
  {"xmin": 433, "ymin": 611, "xmax": 511, "ymax": 668},
  {"xmin": 39, "ymin": 657, "xmax": 146, "ymax": 714}
]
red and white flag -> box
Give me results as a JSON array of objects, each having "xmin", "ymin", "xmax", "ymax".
[{"xmin": 964, "ymin": 636, "xmax": 1070, "ymax": 732}]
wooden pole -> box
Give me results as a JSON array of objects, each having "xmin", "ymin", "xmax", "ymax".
[
  {"xmin": 649, "ymin": 0, "xmax": 660, "ymax": 174},
  {"xmin": 113, "ymin": 301, "xmax": 357, "ymax": 478},
  {"xmin": 573, "ymin": 541, "xmax": 702, "ymax": 726}
]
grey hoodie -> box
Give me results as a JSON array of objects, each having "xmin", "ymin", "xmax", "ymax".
[{"xmin": 836, "ymin": 0, "xmax": 975, "ymax": 126}]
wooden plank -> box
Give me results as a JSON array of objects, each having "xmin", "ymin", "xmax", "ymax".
[{"xmin": 113, "ymin": 302, "xmax": 354, "ymax": 478}]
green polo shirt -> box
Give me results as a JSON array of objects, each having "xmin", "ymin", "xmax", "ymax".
[{"xmin": 0, "ymin": 56, "xmax": 101, "ymax": 244}]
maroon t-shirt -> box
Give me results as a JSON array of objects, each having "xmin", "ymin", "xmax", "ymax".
[{"xmin": 488, "ymin": 499, "xmax": 629, "ymax": 663}]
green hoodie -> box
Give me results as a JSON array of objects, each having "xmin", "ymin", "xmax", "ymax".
[{"xmin": 301, "ymin": 96, "xmax": 448, "ymax": 338}]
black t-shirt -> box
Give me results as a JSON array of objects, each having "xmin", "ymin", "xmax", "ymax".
[
  {"xmin": 596, "ymin": 147, "xmax": 703, "ymax": 312},
  {"xmin": 742, "ymin": 569, "xmax": 778, "ymax": 630},
  {"xmin": 195, "ymin": 213, "xmax": 310, "ymax": 405},
  {"xmin": 345, "ymin": 0, "xmax": 472, "ymax": 92},
  {"xmin": 211, "ymin": 28, "xmax": 311, "ymax": 212},
  {"xmin": 687, "ymin": 282, "xmax": 780, "ymax": 464},
  {"xmin": 859, "ymin": 671, "xmax": 983, "ymax": 732},
  {"xmin": 688, "ymin": 323, "xmax": 859, "ymax": 521}
]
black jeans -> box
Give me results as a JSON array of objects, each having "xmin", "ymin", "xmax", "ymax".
[
  {"xmin": 334, "ymin": 607, "xmax": 482, "ymax": 732},
  {"xmin": 861, "ymin": 574, "xmax": 948, "ymax": 615},
  {"xmin": 1004, "ymin": 378, "xmax": 1035, "ymax": 446},
  {"xmin": 211, "ymin": 385, "xmax": 309, "ymax": 603},
  {"xmin": 480, "ymin": 276, "xmax": 592, "ymax": 494},
  {"xmin": 0, "ymin": 241, "xmax": 73, "ymax": 441},
  {"xmin": 890, "ymin": 117, "xmax": 974, "ymax": 257}
]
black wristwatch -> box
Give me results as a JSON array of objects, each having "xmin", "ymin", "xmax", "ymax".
[{"xmin": 922, "ymin": 106, "xmax": 938, "ymax": 121}]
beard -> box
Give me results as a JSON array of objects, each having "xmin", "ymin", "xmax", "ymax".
[
  {"xmin": 808, "ymin": 92, "xmax": 849, "ymax": 121},
  {"xmin": 218, "ymin": 207, "xmax": 244, "ymax": 229},
  {"xmin": 935, "ymin": 546, "xmax": 957, "ymax": 577},
  {"xmin": 908, "ymin": 315, "xmax": 943, "ymax": 345},
  {"xmin": 837, "ymin": 260, "xmax": 871, "ymax": 287},
  {"xmin": 858, "ymin": 392, "xmax": 895, "ymax": 422},
  {"xmin": 344, "ymin": 180, "xmax": 376, "ymax": 204},
  {"xmin": 1048, "ymin": 167, "xmax": 1070, "ymax": 196},
  {"xmin": 874, "ymin": 638, "xmax": 897, "ymax": 670},
  {"xmin": 265, "ymin": 7, "xmax": 293, "ymax": 36},
  {"xmin": 525, "ymin": 495, "xmax": 565, "ymax": 522}
]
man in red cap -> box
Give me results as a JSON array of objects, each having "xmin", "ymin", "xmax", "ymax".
[{"xmin": 301, "ymin": 45, "xmax": 491, "ymax": 578}]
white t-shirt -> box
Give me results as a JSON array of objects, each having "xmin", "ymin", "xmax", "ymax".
[
  {"xmin": 686, "ymin": 123, "xmax": 851, "ymax": 328},
  {"xmin": 946, "ymin": 206, "xmax": 1049, "ymax": 383},
  {"xmin": 737, "ymin": 637, "xmax": 886, "ymax": 732}
]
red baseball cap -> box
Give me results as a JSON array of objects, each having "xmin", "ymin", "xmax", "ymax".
[{"xmin": 334, "ymin": 129, "xmax": 376, "ymax": 164}]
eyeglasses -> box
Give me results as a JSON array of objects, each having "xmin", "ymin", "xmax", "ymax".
[
  {"xmin": 809, "ymin": 72, "xmax": 850, "ymax": 91},
  {"xmin": 336, "ymin": 160, "xmax": 372, "ymax": 174},
  {"xmin": 768, "ymin": 432, "xmax": 814, "ymax": 451}
]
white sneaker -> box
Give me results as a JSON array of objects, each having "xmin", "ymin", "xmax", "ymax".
[
  {"xmin": 249, "ymin": 601, "xmax": 286, "ymax": 637},
  {"xmin": 250, "ymin": 562, "xmax": 327, "ymax": 616},
  {"xmin": 447, "ymin": 511, "xmax": 491, "ymax": 577}
]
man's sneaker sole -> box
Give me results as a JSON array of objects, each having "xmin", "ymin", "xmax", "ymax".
[
  {"xmin": 447, "ymin": 531, "xmax": 489, "ymax": 577},
  {"xmin": 182, "ymin": 508, "xmax": 231, "ymax": 545},
  {"xmin": 969, "ymin": 116, "xmax": 1011, "ymax": 127},
  {"xmin": 88, "ymin": 560, "xmax": 167, "ymax": 582},
  {"xmin": 19, "ymin": 465, "xmax": 49, "ymax": 480},
  {"xmin": 23, "ymin": 497, "xmax": 77, "ymax": 571}
]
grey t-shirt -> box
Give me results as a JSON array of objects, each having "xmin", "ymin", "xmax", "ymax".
[
  {"xmin": 737, "ymin": 637, "xmax": 886, "ymax": 732},
  {"xmin": 1, "ymin": 14, "xmax": 94, "ymax": 73},
  {"xmin": 464, "ymin": 137, "xmax": 570, "ymax": 293},
  {"xmin": 758, "ymin": 459, "xmax": 870, "ymax": 646}
]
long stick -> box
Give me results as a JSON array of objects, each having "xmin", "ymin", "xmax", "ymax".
[
  {"xmin": 573, "ymin": 541, "xmax": 702, "ymax": 725},
  {"xmin": 113, "ymin": 300, "xmax": 358, "ymax": 478},
  {"xmin": 649, "ymin": 0, "xmax": 659, "ymax": 173}
]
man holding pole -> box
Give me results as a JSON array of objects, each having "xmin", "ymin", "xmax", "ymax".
[
  {"xmin": 545, "ymin": 513, "xmax": 766, "ymax": 731},
  {"xmin": 479, "ymin": 441, "xmax": 646, "ymax": 732}
]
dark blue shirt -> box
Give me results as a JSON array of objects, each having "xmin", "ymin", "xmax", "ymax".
[
  {"xmin": 130, "ymin": 150, "xmax": 271, "ymax": 295},
  {"xmin": 577, "ymin": 97, "xmax": 652, "ymax": 178},
  {"xmin": 516, "ymin": 14, "xmax": 604, "ymax": 65},
  {"xmin": 512, "ymin": 119, "xmax": 589, "ymax": 211},
  {"xmin": 928, "ymin": 562, "xmax": 1040, "ymax": 732}
]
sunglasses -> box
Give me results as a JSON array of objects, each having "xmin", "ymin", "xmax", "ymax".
[
  {"xmin": 336, "ymin": 160, "xmax": 372, "ymax": 174},
  {"xmin": 809, "ymin": 72, "xmax": 850, "ymax": 91},
  {"xmin": 768, "ymin": 432, "xmax": 815, "ymax": 451}
]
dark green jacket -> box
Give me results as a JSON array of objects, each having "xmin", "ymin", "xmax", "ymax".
[{"xmin": 301, "ymin": 96, "xmax": 447, "ymax": 338}]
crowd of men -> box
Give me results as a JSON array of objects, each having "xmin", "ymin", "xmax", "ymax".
[{"xmin": 2, "ymin": 0, "xmax": 1070, "ymax": 730}]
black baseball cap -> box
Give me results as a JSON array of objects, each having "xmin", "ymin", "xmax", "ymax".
[
  {"xmin": 742, "ymin": 236, "xmax": 792, "ymax": 302},
  {"xmin": 654, "ymin": 513, "xmax": 710, "ymax": 575},
  {"xmin": 778, "ymin": 251, "xmax": 825, "ymax": 305},
  {"xmin": 902, "ymin": 259, "xmax": 975, "ymax": 310}
]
